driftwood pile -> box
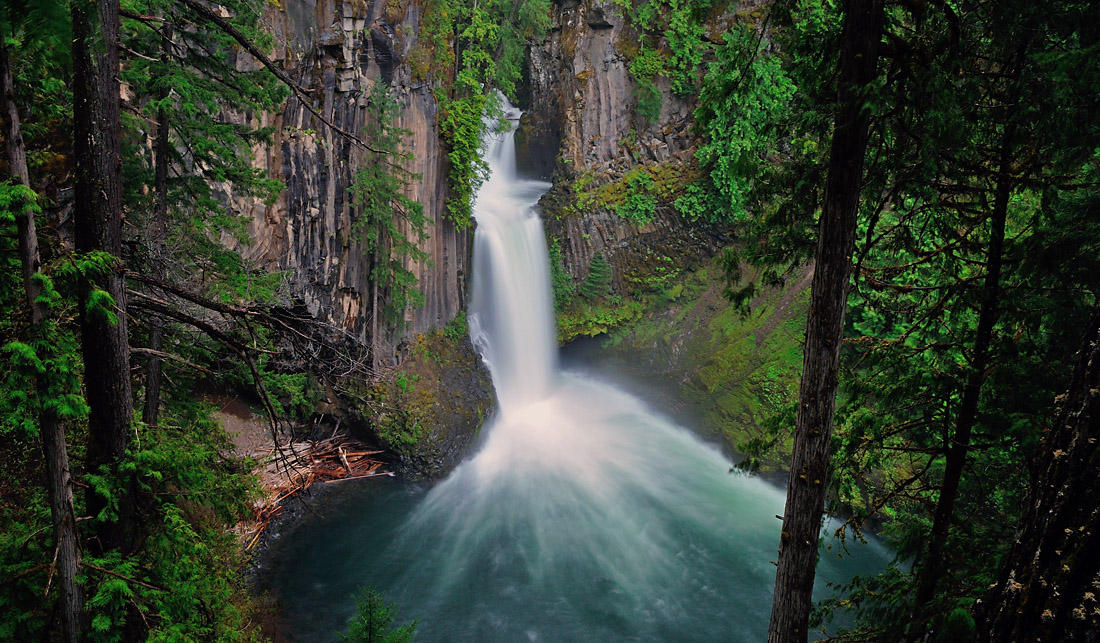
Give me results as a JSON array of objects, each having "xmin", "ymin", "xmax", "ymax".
[{"xmin": 242, "ymin": 434, "xmax": 391, "ymax": 551}]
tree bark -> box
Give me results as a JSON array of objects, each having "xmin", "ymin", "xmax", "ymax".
[
  {"xmin": 766, "ymin": 1, "xmax": 884, "ymax": 641},
  {"xmin": 1, "ymin": 38, "xmax": 85, "ymax": 642},
  {"xmin": 142, "ymin": 30, "xmax": 172, "ymax": 428},
  {"xmin": 979, "ymin": 305, "xmax": 1100, "ymax": 641},
  {"xmin": 72, "ymin": 0, "xmax": 136, "ymax": 555}
]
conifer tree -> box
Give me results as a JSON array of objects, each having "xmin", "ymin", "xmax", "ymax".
[
  {"xmin": 72, "ymin": 0, "xmax": 137, "ymax": 563},
  {"xmin": 980, "ymin": 306, "xmax": 1100, "ymax": 640},
  {"xmin": 580, "ymin": 252, "xmax": 612, "ymax": 301},
  {"xmin": 0, "ymin": 1, "xmax": 84, "ymax": 637}
]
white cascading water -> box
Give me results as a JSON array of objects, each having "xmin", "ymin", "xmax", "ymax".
[
  {"xmin": 268, "ymin": 100, "xmax": 889, "ymax": 643},
  {"xmin": 467, "ymin": 104, "xmax": 558, "ymax": 409}
]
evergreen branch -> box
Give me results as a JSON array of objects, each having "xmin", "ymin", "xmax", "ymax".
[
  {"xmin": 126, "ymin": 292, "xmax": 301, "ymax": 475},
  {"xmin": 119, "ymin": 9, "xmax": 167, "ymax": 24},
  {"xmin": 178, "ymin": 0, "xmax": 386, "ymax": 154},
  {"xmin": 125, "ymin": 269, "xmax": 256, "ymax": 317},
  {"xmin": 0, "ymin": 563, "xmax": 49, "ymax": 586},
  {"xmin": 126, "ymin": 292, "xmax": 254, "ymax": 354},
  {"xmin": 82, "ymin": 561, "xmax": 168, "ymax": 592}
]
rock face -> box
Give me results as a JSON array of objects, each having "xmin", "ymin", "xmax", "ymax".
[
  {"xmin": 520, "ymin": 0, "xmax": 722, "ymax": 285},
  {"xmin": 525, "ymin": 0, "xmax": 697, "ymax": 175},
  {"xmin": 368, "ymin": 330, "xmax": 495, "ymax": 479},
  {"xmin": 227, "ymin": 0, "xmax": 469, "ymax": 370}
]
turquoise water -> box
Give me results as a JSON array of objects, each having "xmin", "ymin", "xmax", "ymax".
[{"xmin": 263, "ymin": 371, "xmax": 888, "ymax": 642}]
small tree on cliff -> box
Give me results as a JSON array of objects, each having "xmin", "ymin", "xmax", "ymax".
[
  {"xmin": 580, "ymin": 252, "xmax": 613, "ymax": 301},
  {"xmin": 352, "ymin": 81, "xmax": 430, "ymax": 368}
]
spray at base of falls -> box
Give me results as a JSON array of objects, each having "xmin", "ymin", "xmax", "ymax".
[{"xmin": 266, "ymin": 102, "xmax": 889, "ymax": 643}]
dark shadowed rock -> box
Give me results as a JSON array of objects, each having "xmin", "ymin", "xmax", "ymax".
[
  {"xmin": 370, "ymin": 19, "xmax": 397, "ymax": 85},
  {"xmin": 586, "ymin": 6, "xmax": 615, "ymax": 29}
]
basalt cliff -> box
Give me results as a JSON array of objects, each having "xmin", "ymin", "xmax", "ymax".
[{"xmin": 232, "ymin": 0, "xmax": 785, "ymax": 473}]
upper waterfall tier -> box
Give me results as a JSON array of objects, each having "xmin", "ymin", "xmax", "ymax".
[{"xmin": 468, "ymin": 104, "xmax": 555, "ymax": 412}]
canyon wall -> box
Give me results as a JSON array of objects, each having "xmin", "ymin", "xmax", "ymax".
[
  {"xmin": 227, "ymin": 0, "xmax": 737, "ymax": 367},
  {"xmin": 225, "ymin": 0, "xmax": 466, "ymax": 369},
  {"xmin": 521, "ymin": 0, "xmax": 730, "ymax": 286}
]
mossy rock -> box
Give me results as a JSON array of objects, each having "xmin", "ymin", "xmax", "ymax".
[
  {"xmin": 361, "ymin": 329, "xmax": 494, "ymax": 479},
  {"xmin": 589, "ymin": 264, "xmax": 813, "ymax": 473}
]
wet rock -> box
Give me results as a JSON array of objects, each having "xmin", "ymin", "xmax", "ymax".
[
  {"xmin": 362, "ymin": 332, "xmax": 495, "ymax": 480},
  {"xmin": 370, "ymin": 19, "xmax": 397, "ymax": 85},
  {"xmin": 586, "ymin": 5, "xmax": 615, "ymax": 29},
  {"xmin": 522, "ymin": 0, "xmax": 735, "ymax": 286}
]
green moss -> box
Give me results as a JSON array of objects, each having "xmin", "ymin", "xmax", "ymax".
[
  {"xmin": 557, "ymin": 299, "xmax": 644, "ymax": 343},
  {"xmin": 547, "ymin": 238, "xmax": 577, "ymax": 310},
  {"xmin": 564, "ymin": 162, "xmax": 698, "ymax": 220},
  {"xmin": 597, "ymin": 264, "xmax": 811, "ymax": 470},
  {"xmin": 363, "ymin": 328, "xmax": 493, "ymax": 475}
]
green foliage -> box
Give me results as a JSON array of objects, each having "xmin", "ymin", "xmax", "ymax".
[
  {"xmin": 0, "ymin": 2, "xmax": 322, "ymax": 641},
  {"xmin": 443, "ymin": 310, "xmax": 468, "ymax": 342},
  {"xmin": 222, "ymin": 347, "xmax": 319, "ymax": 420},
  {"xmin": 614, "ymin": 172, "xmax": 658, "ymax": 225},
  {"xmin": 78, "ymin": 412, "xmax": 259, "ymax": 641},
  {"xmin": 416, "ymin": 0, "xmax": 552, "ymax": 226},
  {"xmin": 0, "ymin": 505, "xmax": 53, "ymax": 641},
  {"xmin": 628, "ymin": 45, "xmax": 664, "ymax": 123},
  {"xmin": 681, "ymin": 25, "xmax": 797, "ymax": 225},
  {"xmin": 579, "ymin": 252, "xmax": 613, "ymax": 301},
  {"xmin": 567, "ymin": 163, "xmax": 693, "ymax": 222},
  {"xmin": 613, "ymin": 0, "xmax": 722, "ymax": 116},
  {"xmin": 0, "ymin": 188, "xmax": 90, "ymax": 440},
  {"xmin": 547, "ymin": 237, "xmax": 577, "ymax": 311},
  {"xmin": 629, "ymin": 44, "xmax": 663, "ymax": 80},
  {"xmin": 622, "ymin": 253, "xmax": 681, "ymax": 295},
  {"xmin": 339, "ymin": 587, "xmax": 417, "ymax": 643},
  {"xmin": 370, "ymin": 374, "xmax": 429, "ymax": 453},
  {"xmin": 633, "ymin": 78, "xmax": 663, "ymax": 124},
  {"xmin": 353, "ymin": 82, "xmax": 431, "ymax": 326},
  {"xmin": 0, "ymin": 401, "xmax": 262, "ymax": 641},
  {"xmin": 119, "ymin": 0, "xmax": 289, "ymax": 308},
  {"xmin": 557, "ymin": 298, "xmax": 643, "ymax": 343},
  {"xmin": 706, "ymin": 0, "xmax": 1100, "ymax": 636},
  {"xmin": 439, "ymin": 91, "xmax": 492, "ymax": 229}
]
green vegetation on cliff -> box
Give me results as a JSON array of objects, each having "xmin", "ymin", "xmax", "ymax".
[
  {"xmin": 410, "ymin": 0, "xmax": 553, "ymax": 227},
  {"xmin": 361, "ymin": 327, "xmax": 492, "ymax": 477},
  {"xmin": 352, "ymin": 82, "xmax": 430, "ymax": 326},
  {"xmin": 588, "ymin": 265, "xmax": 809, "ymax": 472}
]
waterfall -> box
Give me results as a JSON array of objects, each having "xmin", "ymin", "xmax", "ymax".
[
  {"xmin": 467, "ymin": 106, "xmax": 557, "ymax": 410},
  {"xmin": 267, "ymin": 100, "xmax": 890, "ymax": 643}
]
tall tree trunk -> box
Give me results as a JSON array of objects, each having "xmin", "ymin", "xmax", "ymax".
[
  {"xmin": 72, "ymin": 0, "xmax": 136, "ymax": 555},
  {"xmin": 143, "ymin": 30, "xmax": 172, "ymax": 427},
  {"xmin": 767, "ymin": 1, "xmax": 884, "ymax": 641},
  {"xmin": 909, "ymin": 133, "xmax": 1013, "ymax": 628},
  {"xmin": 979, "ymin": 305, "xmax": 1100, "ymax": 641},
  {"xmin": 1, "ymin": 38, "xmax": 85, "ymax": 643}
]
